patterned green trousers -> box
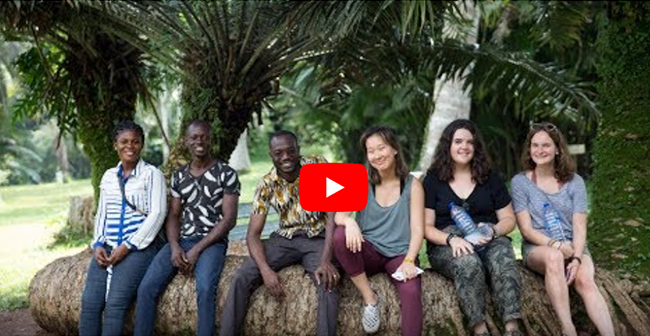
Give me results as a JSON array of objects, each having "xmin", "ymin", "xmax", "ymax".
[{"xmin": 428, "ymin": 226, "xmax": 522, "ymax": 328}]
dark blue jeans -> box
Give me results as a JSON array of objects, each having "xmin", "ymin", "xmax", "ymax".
[
  {"xmin": 134, "ymin": 236, "xmax": 228, "ymax": 336},
  {"xmin": 79, "ymin": 244, "xmax": 157, "ymax": 336}
]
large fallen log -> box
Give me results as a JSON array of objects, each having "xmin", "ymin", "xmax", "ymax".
[{"xmin": 30, "ymin": 245, "xmax": 650, "ymax": 336}]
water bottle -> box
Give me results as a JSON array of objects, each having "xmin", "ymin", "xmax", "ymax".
[
  {"xmin": 449, "ymin": 203, "xmax": 489, "ymax": 245},
  {"xmin": 543, "ymin": 203, "xmax": 565, "ymax": 241}
]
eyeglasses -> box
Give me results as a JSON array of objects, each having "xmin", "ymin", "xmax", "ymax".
[{"xmin": 530, "ymin": 122, "xmax": 558, "ymax": 133}]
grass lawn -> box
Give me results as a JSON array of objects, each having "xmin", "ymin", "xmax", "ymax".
[
  {"xmin": 238, "ymin": 159, "xmax": 273, "ymax": 203},
  {"xmin": 0, "ymin": 158, "xmax": 277, "ymax": 311},
  {"xmin": 0, "ymin": 179, "xmax": 92, "ymax": 311}
]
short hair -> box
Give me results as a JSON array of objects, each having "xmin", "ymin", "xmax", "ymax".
[
  {"xmin": 359, "ymin": 125, "xmax": 409, "ymax": 185},
  {"xmin": 269, "ymin": 130, "xmax": 298, "ymax": 147},
  {"xmin": 521, "ymin": 122, "xmax": 576, "ymax": 183},
  {"xmin": 426, "ymin": 119, "xmax": 491, "ymax": 184},
  {"xmin": 113, "ymin": 120, "xmax": 145, "ymax": 143},
  {"xmin": 186, "ymin": 119, "xmax": 211, "ymax": 134}
]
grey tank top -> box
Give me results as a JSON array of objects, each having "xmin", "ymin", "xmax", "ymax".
[{"xmin": 356, "ymin": 175, "xmax": 413, "ymax": 258}]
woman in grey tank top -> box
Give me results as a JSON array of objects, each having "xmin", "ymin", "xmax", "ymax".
[
  {"xmin": 511, "ymin": 122, "xmax": 613, "ymax": 336},
  {"xmin": 332, "ymin": 126, "xmax": 424, "ymax": 336}
]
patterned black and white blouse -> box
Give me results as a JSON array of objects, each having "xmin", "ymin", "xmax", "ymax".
[{"xmin": 170, "ymin": 160, "xmax": 240, "ymax": 238}]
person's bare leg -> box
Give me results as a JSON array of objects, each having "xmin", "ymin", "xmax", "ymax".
[
  {"xmin": 527, "ymin": 246, "xmax": 576, "ymax": 336},
  {"xmin": 350, "ymin": 273, "xmax": 378, "ymax": 304},
  {"xmin": 573, "ymin": 255, "xmax": 614, "ymax": 336}
]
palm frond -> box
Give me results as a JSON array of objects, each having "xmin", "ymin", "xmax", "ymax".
[{"xmin": 527, "ymin": 1, "xmax": 594, "ymax": 52}]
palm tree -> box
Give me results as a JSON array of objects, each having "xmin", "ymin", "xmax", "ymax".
[
  {"xmin": 278, "ymin": 0, "xmax": 598, "ymax": 169},
  {"xmin": 84, "ymin": 1, "xmax": 325, "ymax": 172},
  {"xmin": 420, "ymin": 0, "xmax": 479, "ymax": 171},
  {"xmin": 0, "ymin": 1, "xmax": 152, "ymax": 199},
  {"xmin": 472, "ymin": 1, "xmax": 602, "ymax": 177}
]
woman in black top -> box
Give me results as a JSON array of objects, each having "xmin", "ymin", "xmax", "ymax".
[{"xmin": 423, "ymin": 119, "xmax": 522, "ymax": 336}]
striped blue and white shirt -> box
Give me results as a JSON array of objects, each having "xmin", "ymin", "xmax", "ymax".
[{"xmin": 92, "ymin": 159, "xmax": 167, "ymax": 250}]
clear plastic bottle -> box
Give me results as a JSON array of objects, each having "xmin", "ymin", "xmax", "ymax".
[
  {"xmin": 449, "ymin": 203, "xmax": 490, "ymax": 245},
  {"xmin": 543, "ymin": 203, "xmax": 565, "ymax": 241}
]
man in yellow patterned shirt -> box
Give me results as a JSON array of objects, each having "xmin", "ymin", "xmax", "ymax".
[{"xmin": 220, "ymin": 130, "xmax": 340, "ymax": 336}]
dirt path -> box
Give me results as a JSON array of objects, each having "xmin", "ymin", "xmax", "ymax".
[{"xmin": 0, "ymin": 309, "xmax": 55, "ymax": 336}]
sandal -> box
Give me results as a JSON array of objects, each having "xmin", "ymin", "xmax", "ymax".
[{"xmin": 362, "ymin": 293, "xmax": 381, "ymax": 333}]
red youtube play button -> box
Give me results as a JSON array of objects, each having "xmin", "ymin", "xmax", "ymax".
[{"xmin": 299, "ymin": 163, "xmax": 368, "ymax": 212}]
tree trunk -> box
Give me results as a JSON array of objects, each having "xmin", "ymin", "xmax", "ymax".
[
  {"xmin": 228, "ymin": 130, "xmax": 252, "ymax": 173},
  {"xmin": 591, "ymin": 2, "xmax": 650, "ymax": 277},
  {"xmin": 30, "ymin": 247, "xmax": 649, "ymax": 336},
  {"xmin": 66, "ymin": 196, "xmax": 95, "ymax": 236},
  {"xmin": 419, "ymin": 0, "xmax": 479, "ymax": 171},
  {"xmin": 67, "ymin": 33, "xmax": 143, "ymax": 201},
  {"xmin": 54, "ymin": 130, "xmax": 69, "ymax": 183}
]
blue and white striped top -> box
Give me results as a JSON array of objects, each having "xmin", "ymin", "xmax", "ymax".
[{"xmin": 91, "ymin": 159, "xmax": 167, "ymax": 250}]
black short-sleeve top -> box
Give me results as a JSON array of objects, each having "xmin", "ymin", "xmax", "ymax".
[{"xmin": 422, "ymin": 170, "xmax": 511, "ymax": 231}]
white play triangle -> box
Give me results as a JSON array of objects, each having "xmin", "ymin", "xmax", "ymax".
[{"xmin": 326, "ymin": 177, "xmax": 344, "ymax": 198}]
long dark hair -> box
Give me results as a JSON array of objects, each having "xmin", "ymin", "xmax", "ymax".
[
  {"xmin": 426, "ymin": 119, "xmax": 491, "ymax": 184},
  {"xmin": 521, "ymin": 122, "xmax": 575, "ymax": 183},
  {"xmin": 359, "ymin": 126, "xmax": 409, "ymax": 185}
]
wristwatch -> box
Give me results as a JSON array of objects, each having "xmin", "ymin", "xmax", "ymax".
[{"xmin": 489, "ymin": 224, "xmax": 498, "ymax": 240}]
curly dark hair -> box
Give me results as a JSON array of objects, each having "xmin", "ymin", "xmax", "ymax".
[
  {"xmin": 359, "ymin": 125, "xmax": 409, "ymax": 185},
  {"xmin": 113, "ymin": 120, "xmax": 144, "ymax": 144},
  {"xmin": 521, "ymin": 122, "xmax": 576, "ymax": 183},
  {"xmin": 426, "ymin": 119, "xmax": 491, "ymax": 184}
]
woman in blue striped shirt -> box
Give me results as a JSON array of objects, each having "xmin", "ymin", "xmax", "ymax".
[{"xmin": 79, "ymin": 121, "xmax": 167, "ymax": 336}]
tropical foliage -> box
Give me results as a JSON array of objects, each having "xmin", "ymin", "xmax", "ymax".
[
  {"xmin": 0, "ymin": 39, "xmax": 42, "ymax": 184},
  {"xmin": 591, "ymin": 2, "xmax": 650, "ymax": 276},
  {"xmin": 0, "ymin": 1, "xmax": 152, "ymax": 198},
  {"xmin": 277, "ymin": 1, "xmax": 599, "ymax": 170}
]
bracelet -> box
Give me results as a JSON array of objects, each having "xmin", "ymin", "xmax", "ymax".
[
  {"xmin": 557, "ymin": 242, "xmax": 563, "ymax": 250},
  {"xmin": 491, "ymin": 225, "xmax": 498, "ymax": 240},
  {"xmin": 547, "ymin": 239, "xmax": 556, "ymax": 247},
  {"xmin": 446, "ymin": 233, "xmax": 456, "ymax": 246},
  {"xmin": 568, "ymin": 256, "xmax": 582, "ymax": 264},
  {"xmin": 403, "ymin": 258, "xmax": 415, "ymax": 264}
]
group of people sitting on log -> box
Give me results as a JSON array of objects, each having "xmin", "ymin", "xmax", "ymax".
[{"xmin": 78, "ymin": 118, "xmax": 614, "ymax": 336}]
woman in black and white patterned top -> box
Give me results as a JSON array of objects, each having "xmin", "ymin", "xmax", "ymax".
[{"xmin": 511, "ymin": 122, "xmax": 614, "ymax": 336}]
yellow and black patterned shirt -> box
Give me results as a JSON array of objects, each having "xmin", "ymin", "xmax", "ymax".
[{"xmin": 252, "ymin": 155, "xmax": 327, "ymax": 238}]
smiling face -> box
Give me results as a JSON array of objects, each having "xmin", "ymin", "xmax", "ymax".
[
  {"xmin": 185, "ymin": 123, "xmax": 211, "ymax": 160},
  {"xmin": 365, "ymin": 134, "xmax": 397, "ymax": 173},
  {"xmin": 270, "ymin": 134, "xmax": 300, "ymax": 177},
  {"xmin": 114, "ymin": 129, "xmax": 143, "ymax": 166},
  {"xmin": 450, "ymin": 128, "xmax": 474, "ymax": 167},
  {"xmin": 529, "ymin": 130, "xmax": 557, "ymax": 167}
]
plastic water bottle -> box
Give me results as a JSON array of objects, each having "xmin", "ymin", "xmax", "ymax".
[
  {"xmin": 449, "ymin": 203, "xmax": 490, "ymax": 245},
  {"xmin": 543, "ymin": 203, "xmax": 565, "ymax": 241}
]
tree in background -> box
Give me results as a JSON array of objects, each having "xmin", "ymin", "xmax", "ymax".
[
  {"xmin": 88, "ymin": 1, "xmax": 324, "ymax": 172},
  {"xmin": 280, "ymin": 1, "xmax": 597, "ymax": 170},
  {"xmin": 473, "ymin": 1, "xmax": 603, "ymax": 178},
  {"xmin": 0, "ymin": 39, "xmax": 42, "ymax": 184},
  {"xmin": 420, "ymin": 0, "xmax": 479, "ymax": 171},
  {"xmin": 591, "ymin": 2, "xmax": 650, "ymax": 276},
  {"xmin": 0, "ymin": 1, "xmax": 152, "ymax": 199}
]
